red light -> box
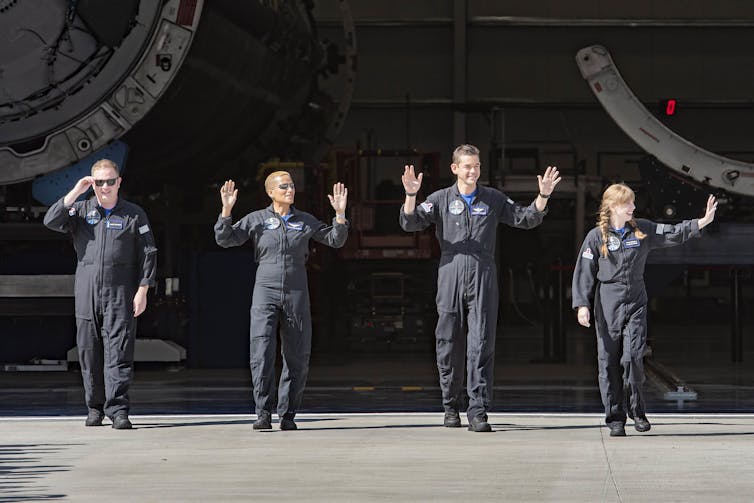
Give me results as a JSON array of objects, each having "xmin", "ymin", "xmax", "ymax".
[{"xmin": 665, "ymin": 99, "xmax": 677, "ymax": 116}]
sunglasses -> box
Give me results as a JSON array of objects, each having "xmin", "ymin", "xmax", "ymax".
[
  {"xmin": 94, "ymin": 178, "xmax": 118, "ymax": 187},
  {"xmin": 278, "ymin": 183, "xmax": 295, "ymax": 190}
]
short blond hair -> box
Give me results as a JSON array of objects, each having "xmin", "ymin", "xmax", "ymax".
[
  {"xmin": 91, "ymin": 159, "xmax": 120, "ymax": 176},
  {"xmin": 264, "ymin": 170, "xmax": 292, "ymax": 192}
]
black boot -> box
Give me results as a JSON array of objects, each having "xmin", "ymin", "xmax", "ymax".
[
  {"xmin": 85, "ymin": 409, "xmax": 104, "ymax": 427},
  {"xmin": 280, "ymin": 418, "xmax": 297, "ymax": 431},
  {"xmin": 634, "ymin": 416, "xmax": 651, "ymax": 432},
  {"xmin": 111, "ymin": 412, "xmax": 132, "ymax": 430},
  {"xmin": 608, "ymin": 421, "xmax": 626, "ymax": 437},
  {"xmin": 253, "ymin": 411, "xmax": 272, "ymax": 430},
  {"xmin": 467, "ymin": 415, "xmax": 492, "ymax": 432},
  {"xmin": 443, "ymin": 410, "xmax": 462, "ymax": 428}
]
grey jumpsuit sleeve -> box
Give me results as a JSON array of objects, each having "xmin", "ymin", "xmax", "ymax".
[
  {"xmin": 311, "ymin": 218, "xmax": 349, "ymax": 248},
  {"xmin": 571, "ymin": 230, "xmax": 600, "ymax": 310},
  {"xmin": 646, "ymin": 219, "xmax": 702, "ymax": 249},
  {"xmin": 43, "ymin": 197, "xmax": 80, "ymax": 233},
  {"xmin": 399, "ymin": 192, "xmax": 440, "ymax": 232},
  {"xmin": 135, "ymin": 209, "xmax": 158, "ymax": 288},
  {"xmin": 497, "ymin": 194, "xmax": 547, "ymax": 229},
  {"xmin": 214, "ymin": 214, "xmax": 254, "ymax": 248}
]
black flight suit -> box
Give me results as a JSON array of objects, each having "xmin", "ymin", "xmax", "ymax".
[
  {"xmin": 215, "ymin": 205, "xmax": 348, "ymax": 420},
  {"xmin": 400, "ymin": 185, "xmax": 546, "ymax": 421},
  {"xmin": 44, "ymin": 196, "xmax": 157, "ymax": 418},
  {"xmin": 572, "ymin": 218, "xmax": 701, "ymax": 424}
]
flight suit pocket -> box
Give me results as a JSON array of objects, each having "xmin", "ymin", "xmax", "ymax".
[
  {"xmin": 109, "ymin": 230, "xmax": 134, "ymax": 265},
  {"xmin": 596, "ymin": 256, "xmax": 619, "ymax": 282}
]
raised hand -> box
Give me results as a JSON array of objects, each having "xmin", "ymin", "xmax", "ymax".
[
  {"xmin": 698, "ymin": 194, "xmax": 718, "ymax": 229},
  {"xmin": 63, "ymin": 176, "xmax": 95, "ymax": 206},
  {"xmin": 74, "ymin": 176, "xmax": 95, "ymax": 195},
  {"xmin": 401, "ymin": 165, "xmax": 423, "ymax": 195},
  {"xmin": 537, "ymin": 166, "xmax": 561, "ymax": 196},
  {"xmin": 327, "ymin": 182, "xmax": 348, "ymax": 213},
  {"xmin": 220, "ymin": 180, "xmax": 238, "ymax": 211}
]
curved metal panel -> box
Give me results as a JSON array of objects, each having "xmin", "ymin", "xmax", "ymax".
[{"xmin": 576, "ymin": 44, "xmax": 754, "ymax": 198}]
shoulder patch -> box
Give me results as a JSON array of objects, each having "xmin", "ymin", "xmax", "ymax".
[
  {"xmin": 420, "ymin": 202, "xmax": 433, "ymax": 212},
  {"xmin": 581, "ymin": 248, "xmax": 594, "ymax": 260},
  {"xmin": 506, "ymin": 198, "xmax": 514, "ymax": 205},
  {"xmin": 138, "ymin": 224, "xmax": 150, "ymax": 235},
  {"xmin": 655, "ymin": 223, "xmax": 665, "ymax": 234},
  {"xmin": 68, "ymin": 207, "xmax": 76, "ymax": 216}
]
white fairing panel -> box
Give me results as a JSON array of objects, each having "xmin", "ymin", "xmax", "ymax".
[{"xmin": 576, "ymin": 45, "xmax": 754, "ymax": 198}]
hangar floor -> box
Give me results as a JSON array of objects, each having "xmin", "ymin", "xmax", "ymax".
[
  {"xmin": 2, "ymin": 413, "xmax": 754, "ymax": 502},
  {"xmin": 1, "ymin": 324, "xmax": 752, "ymax": 501}
]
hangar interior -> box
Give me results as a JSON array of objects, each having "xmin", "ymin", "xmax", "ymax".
[{"xmin": 0, "ymin": 0, "xmax": 752, "ymax": 415}]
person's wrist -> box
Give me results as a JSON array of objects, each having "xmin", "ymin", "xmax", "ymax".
[
  {"xmin": 405, "ymin": 191, "xmax": 417, "ymax": 197},
  {"xmin": 538, "ymin": 192, "xmax": 551, "ymax": 199}
]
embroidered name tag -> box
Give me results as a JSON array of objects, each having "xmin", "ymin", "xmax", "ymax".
[
  {"xmin": 471, "ymin": 205, "xmax": 488, "ymax": 216},
  {"xmin": 287, "ymin": 221, "xmax": 304, "ymax": 231},
  {"xmin": 106, "ymin": 216, "xmax": 124, "ymax": 230},
  {"xmin": 624, "ymin": 239, "xmax": 640, "ymax": 248}
]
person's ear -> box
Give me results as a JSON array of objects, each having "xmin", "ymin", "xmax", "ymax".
[{"xmin": 450, "ymin": 163, "xmax": 458, "ymax": 174}]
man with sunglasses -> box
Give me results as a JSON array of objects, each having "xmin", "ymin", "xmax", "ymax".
[
  {"xmin": 215, "ymin": 171, "xmax": 348, "ymax": 431},
  {"xmin": 44, "ymin": 159, "xmax": 157, "ymax": 429}
]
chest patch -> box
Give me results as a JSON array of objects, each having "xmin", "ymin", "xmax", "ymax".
[
  {"xmin": 287, "ymin": 221, "xmax": 304, "ymax": 231},
  {"xmin": 106, "ymin": 216, "xmax": 124, "ymax": 230},
  {"xmin": 448, "ymin": 200, "xmax": 465, "ymax": 215},
  {"xmin": 624, "ymin": 238, "xmax": 640, "ymax": 248},
  {"xmin": 265, "ymin": 217, "xmax": 281, "ymax": 230},
  {"xmin": 86, "ymin": 210, "xmax": 101, "ymax": 225},
  {"xmin": 471, "ymin": 205, "xmax": 488, "ymax": 216},
  {"xmin": 607, "ymin": 235, "xmax": 621, "ymax": 252}
]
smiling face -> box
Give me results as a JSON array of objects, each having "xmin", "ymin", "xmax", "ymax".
[
  {"xmin": 267, "ymin": 173, "xmax": 295, "ymax": 207},
  {"xmin": 91, "ymin": 164, "xmax": 121, "ymax": 209},
  {"xmin": 451, "ymin": 154, "xmax": 481, "ymax": 192},
  {"xmin": 610, "ymin": 199, "xmax": 635, "ymax": 226}
]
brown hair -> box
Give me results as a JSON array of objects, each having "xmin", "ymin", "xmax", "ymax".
[
  {"xmin": 452, "ymin": 144, "xmax": 480, "ymax": 164},
  {"xmin": 264, "ymin": 171, "xmax": 292, "ymax": 193},
  {"xmin": 597, "ymin": 183, "xmax": 646, "ymax": 257}
]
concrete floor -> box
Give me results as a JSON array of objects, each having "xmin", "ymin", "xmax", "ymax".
[{"xmin": 2, "ymin": 413, "xmax": 754, "ymax": 502}]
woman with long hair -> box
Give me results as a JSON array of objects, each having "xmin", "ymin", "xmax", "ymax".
[{"xmin": 572, "ymin": 183, "xmax": 717, "ymax": 437}]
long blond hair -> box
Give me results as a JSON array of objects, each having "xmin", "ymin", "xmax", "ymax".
[{"xmin": 597, "ymin": 183, "xmax": 646, "ymax": 257}]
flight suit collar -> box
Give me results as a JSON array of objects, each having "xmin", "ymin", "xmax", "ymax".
[
  {"xmin": 266, "ymin": 204, "xmax": 297, "ymax": 218},
  {"xmin": 450, "ymin": 183, "xmax": 483, "ymax": 203},
  {"xmin": 85, "ymin": 196, "xmax": 123, "ymax": 216}
]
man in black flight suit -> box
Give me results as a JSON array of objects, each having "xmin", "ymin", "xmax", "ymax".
[
  {"xmin": 44, "ymin": 159, "xmax": 157, "ymax": 429},
  {"xmin": 399, "ymin": 144, "xmax": 560, "ymax": 432}
]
